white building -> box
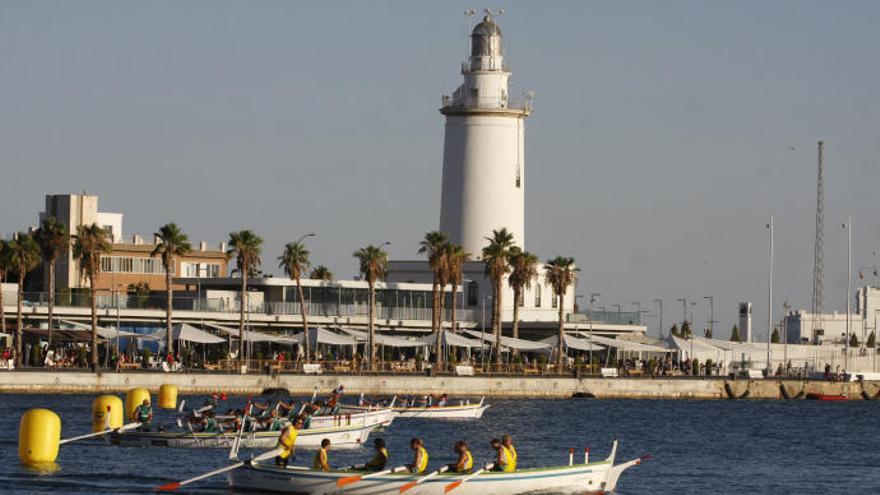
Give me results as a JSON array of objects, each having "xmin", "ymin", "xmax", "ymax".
[
  {"xmin": 785, "ymin": 286, "xmax": 880, "ymax": 346},
  {"xmin": 438, "ymin": 13, "xmax": 531, "ymax": 257}
]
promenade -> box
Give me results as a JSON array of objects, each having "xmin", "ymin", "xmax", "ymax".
[{"xmin": 2, "ymin": 370, "xmax": 878, "ymax": 400}]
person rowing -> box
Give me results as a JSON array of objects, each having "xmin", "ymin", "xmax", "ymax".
[
  {"xmin": 407, "ymin": 438, "xmax": 429, "ymax": 474},
  {"xmin": 313, "ymin": 438, "xmax": 331, "ymax": 472},
  {"xmin": 436, "ymin": 394, "xmax": 449, "ymax": 407},
  {"xmin": 490, "ymin": 438, "xmax": 514, "ymax": 472},
  {"xmin": 203, "ymin": 392, "xmax": 221, "ymax": 409},
  {"xmin": 133, "ymin": 398, "xmax": 153, "ymax": 432},
  {"xmin": 364, "ymin": 438, "xmax": 389, "ymax": 471},
  {"xmin": 449, "ymin": 440, "xmax": 473, "ymax": 473},
  {"xmin": 502, "ymin": 434, "xmax": 518, "ymax": 471},
  {"xmin": 266, "ymin": 409, "xmax": 284, "ymax": 432},
  {"xmin": 274, "ymin": 416, "xmax": 305, "ymax": 467}
]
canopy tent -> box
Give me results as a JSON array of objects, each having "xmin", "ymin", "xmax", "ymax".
[
  {"xmin": 59, "ymin": 320, "xmax": 141, "ymax": 340},
  {"xmin": 539, "ymin": 333, "xmax": 606, "ymax": 352},
  {"xmin": 338, "ymin": 327, "xmax": 424, "ymax": 348},
  {"xmin": 418, "ymin": 330, "xmax": 484, "ymax": 349},
  {"xmin": 585, "ymin": 334, "xmax": 670, "ymax": 353},
  {"xmin": 464, "ymin": 330, "xmax": 552, "ymax": 352},
  {"xmin": 289, "ymin": 327, "xmax": 358, "ymax": 346},
  {"xmin": 143, "ymin": 323, "xmax": 226, "ymax": 344},
  {"xmin": 205, "ymin": 323, "xmax": 295, "ymax": 343}
]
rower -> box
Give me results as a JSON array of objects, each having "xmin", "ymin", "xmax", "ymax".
[
  {"xmin": 437, "ymin": 394, "xmax": 448, "ymax": 407},
  {"xmin": 490, "ymin": 438, "xmax": 514, "ymax": 473},
  {"xmin": 501, "ymin": 434, "xmax": 518, "ymax": 471},
  {"xmin": 407, "ymin": 438, "xmax": 429, "ymax": 474},
  {"xmin": 364, "ymin": 438, "xmax": 389, "ymax": 471},
  {"xmin": 313, "ymin": 438, "xmax": 331, "ymax": 472},
  {"xmin": 449, "ymin": 441, "xmax": 473, "ymax": 473},
  {"xmin": 203, "ymin": 392, "xmax": 220, "ymax": 409},
  {"xmin": 133, "ymin": 398, "xmax": 153, "ymax": 432},
  {"xmin": 275, "ymin": 416, "xmax": 304, "ymax": 467},
  {"xmin": 267, "ymin": 409, "xmax": 284, "ymax": 432},
  {"xmin": 203, "ymin": 411, "xmax": 218, "ymax": 433}
]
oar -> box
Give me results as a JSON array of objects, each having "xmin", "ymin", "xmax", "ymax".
[
  {"xmin": 156, "ymin": 447, "xmax": 283, "ymax": 492},
  {"xmin": 336, "ymin": 465, "xmax": 409, "ymax": 487},
  {"xmin": 400, "ymin": 465, "xmax": 449, "ymax": 493},
  {"xmin": 443, "ymin": 463, "xmax": 493, "ymax": 493},
  {"xmin": 59, "ymin": 422, "xmax": 141, "ymax": 445}
]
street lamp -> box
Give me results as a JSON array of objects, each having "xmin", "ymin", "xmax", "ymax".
[
  {"xmin": 842, "ymin": 217, "xmax": 852, "ymax": 373},
  {"xmin": 297, "ymin": 232, "xmax": 316, "ymax": 244},
  {"xmin": 589, "ymin": 293, "xmax": 600, "ymax": 372},
  {"xmin": 653, "ymin": 299, "xmax": 663, "ymax": 339},
  {"xmin": 613, "ymin": 304, "xmax": 622, "ymax": 324},
  {"xmin": 767, "ymin": 214, "xmax": 774, "ymax": 375},
  {"xmin": 677, "ymin": 298, "xmax": 687, "ymax": 326},
  {"xmin": 703, "ymin": 296, "xmax": 714, "ymax": 338}
]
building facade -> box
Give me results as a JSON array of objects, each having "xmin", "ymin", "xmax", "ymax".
[{"xmin": 784, "ymin": 286, "xmax": 879, "ymax": 346}]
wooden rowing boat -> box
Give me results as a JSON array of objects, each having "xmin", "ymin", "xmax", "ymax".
[
  {"xmin": 344, "ymin": 398, "xmax": 489, "ymax": 420},
  {"xmin": 107, "ymin": 422, "xmax": 374, "ymax": 449},
  {"xmin": 805, "ymin": 393, "xmax": 848, "ymax": 401},
  {"xmin": 227, "ymin": 441, "xmax": 644, "ymax": 494}
]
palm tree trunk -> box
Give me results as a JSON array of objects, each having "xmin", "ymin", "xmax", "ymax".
[
  {"xmin": 450, "ymin": 281, "xmax": 458, "ymax": 333},
  {"xmin": 166, "ymin": 262, "xmax": 174, "ymax": 360},
  {"xmin": 296, "ymin": 273, "xmax": 309, "ymax": 362},
  {"xmin": 90, "ymin": 282, "xmax": 98, "ymax": 372},
  {"xmin": 511, "ymin": 287, "xmax": 521, "ymax": 358},
  {"xmin": 493, "ymin": 277, "xmax": 502, "ymax": 365},
  {"xmin": 436, "ymin": 284, "xmax": 446, "ymax": 367},
  {"xmin": 431, "ymin": 278, "xmax": 439, "ymax": 355},
  {"xmin": 239, "ymin": 267, "xmax": 247, "ymax": 360},
  {"xmin": 556, "ymin": 292, "xmax": 565, "ymax": 367},
  {"xmin": 368, "ymin": 281, "xmax": 375, "ymax": 369},
  {"xmin": 15, "ymin": 271, "xmax": 24, "ymax": 368},
  {"xmin": 47, "ymin": 261, "xmax": 55, "ymax": 351}
]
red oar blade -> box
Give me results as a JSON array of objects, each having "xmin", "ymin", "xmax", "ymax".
[
  {"xmin": 399, "ymin": 481, "xmax": 418, "ymax": 493},
  {"xmin": 337, "ymin": 475, "xmax": 363, "ymax": 487},
  {"xmin": 155, "ymin": 481, "xmax": 180, "ymax": 492},
  {"xmin": 444, "ymin": 481, "xmax": 463, "ymax": 493}
]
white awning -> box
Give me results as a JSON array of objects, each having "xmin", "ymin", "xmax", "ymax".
[
  {"xmin": 289, "ymin": 327, "xmax": 357, "ymax": 346},
  {"xmin": 338, "ymin": 327, "xmax": 424, "ymax": 348},
  {"xmin": 419, "ymin": 330, "xmax": 484, "ymax": 349},
  {"xmin": 587, "ymin": 334, "xmax": 670, "ymax": 353},
  {"xmin": 540, "ymin": 333, "xmax": 606, "ymax": 352},
  {"xmin": 145, "ymin": 323, "xmax": 226, "ymax": 344},
  {"xmin": 464, "ymin": 330, "xmax": 552, "ymax": 351},
  {"xmin": 205, "ymin": 323, "xmax": 295, "ymax": 343},
  {"xmin": 59, "ymin": 320, "xmax": 141, "ymax": 340}
]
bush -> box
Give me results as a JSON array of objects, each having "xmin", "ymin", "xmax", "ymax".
[
  {"xmin": 705, "ymin": 359, "xmax": 714, "ymax": 376},
  {"xmin": 691, "ymin": 358, "xmax": 700, "ymax": 375},
  {"xmin": 142, "ymin": 348, "xmax": 153, "ymax": 368},
  {"xmin": 76, "ymin": 346, "xmax": 88, "ymax": 367}
]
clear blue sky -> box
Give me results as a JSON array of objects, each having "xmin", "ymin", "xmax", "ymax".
[{"xmin": 2, "ymin": 1, "xmax": 879, "ymax": 338}]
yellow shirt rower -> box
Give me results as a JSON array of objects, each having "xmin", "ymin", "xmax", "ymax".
[
  {"xmin": 313, "ymin": 438, "xmax": 331, "ymax": 471},
  {"xmin": 502, "ymin": 434, "xmax": 518, "ymax": 471},
  {"xmin": 364, "ymin": 438, "xmax": 389, "ymax": 471},
  {"xmin": 491, "ymin": 438, "xmax": 515, "ymax": 473},
  {"xmin": 275, "ymin": 416, "xmax": 304, "ymax": 467},
  {"xmin": 408, "ymin": 438, "xmax": 429, "ymax": 474},
  {"xmin": 451, "ymin": 441, "xmax": 474, "ymax": 473}
]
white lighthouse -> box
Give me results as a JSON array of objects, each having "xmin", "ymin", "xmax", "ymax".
[{"xmin": 439, "ymin": 13, "xmax": 532, "ymax": 258}]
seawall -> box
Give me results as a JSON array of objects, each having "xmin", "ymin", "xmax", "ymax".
[{"xmin": 2, "ymin": 372, "xmax": 879, "ymax": 400}]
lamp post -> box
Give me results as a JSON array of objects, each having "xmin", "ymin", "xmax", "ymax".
[
  {"xmin": 589, "ymin": 293, "xmax": 600, "ymax": 372},
  {"xmin": 654, "ymin": 299, "xmax": 663, "ymax": 339},
  {"xmin": 677, "ymin": 298, "xmax": 687, "ymax": 327},
  {"xmin": 843, "ymin": 217, "xmax": 851, "ymax": 374},
  {"xmin": 767, "ymin": 214, "xmax": 774, "ymax": 375},
  {"xmin": 613, "ymin": 304, "xmax": 621, "ymax": 325},
  {"xmin": 782, "ymin": 301, "xmax": 790, "ymax": 373},
  {"xmin": 703, "ymin": 296, "xmax": 714, "ymax": 338},
  {"xmin": 874, "ymin": 309, "xmax": 879, "ymax": 372}
]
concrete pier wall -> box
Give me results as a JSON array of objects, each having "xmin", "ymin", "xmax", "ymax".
[{"xmin": 1, "ymin": 372, "xmax": 878, "ymax": 400}]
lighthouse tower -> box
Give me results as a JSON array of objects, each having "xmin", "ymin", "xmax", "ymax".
[{"xmin": 439, "ymin": 14, "xmax": 531, "ymax": 258}]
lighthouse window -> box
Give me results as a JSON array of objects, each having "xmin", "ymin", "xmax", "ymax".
[{"xmin": 515, "ymin": 165, "xmax": 521, "ymax": 188}]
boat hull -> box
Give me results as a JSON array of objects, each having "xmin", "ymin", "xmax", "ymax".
[
  {"xmin": 108, "ymin": 423, "xmax": 373, "ymax": 449},
  {"xmin": 228, "ymin": 460, "xmax": 633, "ymax": 495},
  {"xmin": 344, "ymin": 403, "xmax": 488, "ymax": 420},
  {"xmin": 309, "ymin": 409, "xmax": 395, "ymax": 429}
]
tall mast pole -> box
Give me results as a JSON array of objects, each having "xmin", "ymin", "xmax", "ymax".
[
  {"xmin": 767, "ymin": 214, "xmax": 774, "ymax": 374},
  {"xmin": 811, "ymin": 141, "xmax": 825, "ymax": 343},
  {"xmin": 845, "ymin": 216, "xmax": 852, "ymax": 373}
]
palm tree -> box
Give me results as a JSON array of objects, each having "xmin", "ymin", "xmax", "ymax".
[
  {"xmin": 544, "ymin": 256, "xmax": 579, "ymax": 367},
  {"xmin": 7, "ymin": 233, "xmax": 41, "ymax": 367},
  {"xmin": 353, "ymin": 244, "xmax": 388, "ymax": 369},
  {"xmin": 444, "ymin": 243, "xmax": 469, "ymax": 335},
  {"xmin": 419, "ymin": 231, "xmax": 448, "ymax": 364},
  {"xmin": 227, "ymin": 230, "xmax": 263, "ymax": 360},
  {"xmin": 36, "ymin": 217, "xmax": 69, "ymax": 351},
  {"xmin": 151, "ymin": 223, "xmax": 191, "ymax": 360},
  {"xmin": 0, "ymin": 239, "xmax": 10, "ymax": 345},
  {"xmin": 482, "ymin": 228, "xmax": 516, "ymax": 365},
  {"xmin": 279, "ymin": 241, "xmax": 311, "ymax": 360},
  {"xmin": 72, "ymin": 224, "xmax": 111, "ymax": 372},
  {"xmin": 508, "ymin": 247, "xmax": 539, "ymax": 354},
  {"xmin": 309, "ymin": 265, "xmax": 333, "ymax": 281}
]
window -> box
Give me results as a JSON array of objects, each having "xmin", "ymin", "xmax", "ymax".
[
  {"xmin": 467, "ymin": 281, "xmax": 479, "ymax": 306},
  {"xmin": 100, "ymin": 256, "xmax": 167, "ymax": 275},
  {"xmin": 182, "ymin": 262, "xmax": 222, "ymax": 278},
  {"xmin": 534, "ymin": 283, "xmax": 541, "ymax": 308},
  {"xmin": 515, "ymin": 165, "xmax": 521, "ymax": 188}
]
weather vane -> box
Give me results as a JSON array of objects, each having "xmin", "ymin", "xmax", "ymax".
[{"xmin": 464, "ymin": 8, "xmax": 504, "ymax": 17}]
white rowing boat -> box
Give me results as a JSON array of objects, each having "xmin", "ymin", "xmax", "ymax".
[
  {"xmin": 108, "ymin": 422, "xmax": 373, "ymax": 449},
  {"xmin": 228, "ymin": 441, "xmax": 643, "ymax": 494},
  {"xmin": 308, "ymin": 406, "xmax": 396, "ymax": 430},
  {"xmin": 344, "ymin": 398, "xmax": 488, "ymax": 420}
]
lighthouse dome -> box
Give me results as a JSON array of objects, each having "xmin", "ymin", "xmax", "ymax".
[{"xmin": 471, "ymin": 15, "xmax": 502, "ymax": 57}]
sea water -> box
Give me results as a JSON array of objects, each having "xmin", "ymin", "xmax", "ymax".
[{"xmin": 0, "ymin": 393, "xmax": 878, "ymax": 494}]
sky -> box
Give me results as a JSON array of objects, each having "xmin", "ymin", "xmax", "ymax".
[{"xmin": 2, "ymin": 0, "xmax": 879, "ymax": 339}]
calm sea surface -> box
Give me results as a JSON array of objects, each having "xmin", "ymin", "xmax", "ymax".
[{"xmin": 0, "ymin": 393, "xmax": 878, "ymax": 494}]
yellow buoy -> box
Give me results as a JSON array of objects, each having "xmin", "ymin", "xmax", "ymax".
[
  {"xmin": 19, "ymin": 409, "xmax": 61, "ymax": 465},
  {"xmin": 92, "ymin": 395, "xmax": 124, "ymax": 432},
  {"xmin": 124, "ymin": 388, "xmax": 151, "ymax": 421},
  {"xmin": 158, "ymin": 384, "xmax": 178, "ymax": 410}
]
